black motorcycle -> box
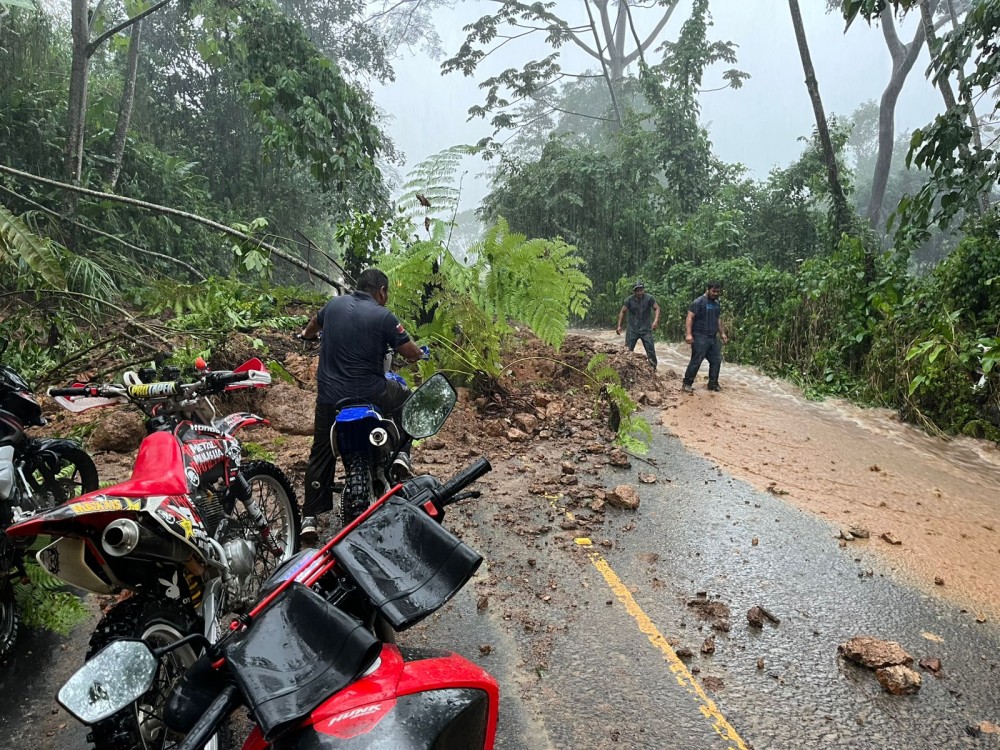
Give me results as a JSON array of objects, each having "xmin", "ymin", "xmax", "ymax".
[{"xmin": 0, "ymin": 337, "xmax": 98, "ymax": 660}]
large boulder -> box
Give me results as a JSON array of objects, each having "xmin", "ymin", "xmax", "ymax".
[
  {"xmin": 90, "ymin": 411, "xmax": 145, "ymax": 453},
  {"xmin": 259, "ymin": 383, "xmax": 315, "ymax": 435}
]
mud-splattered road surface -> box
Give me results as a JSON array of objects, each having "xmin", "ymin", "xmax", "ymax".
[{"xmin": 2, "ymin": 331, "xmax": 999, "ymax": 749}]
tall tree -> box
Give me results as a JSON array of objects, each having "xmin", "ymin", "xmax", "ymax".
[
  {"xmin": 65, "ymin": 0, "xmax": 172, "ymax": 185},
  {"xmin": 107, "ymin": 19, "xmax": 143, "ymax": 189},
  {"xmin": 788, "ymin": 0, "xmax": 854, "ymax": 242},
  {"xmin": 866, "ymin": 8, "xmax": 925, "ymax": 227},
  {"xmin": 443, "ymin": 0, "xmax": 690, "ymax": 145}
]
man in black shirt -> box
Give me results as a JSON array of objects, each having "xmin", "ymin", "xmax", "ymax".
[
  {"xmin": 616, "ymin": 279, "xmax": 660, "ymax": 369},
  {"xmin": 299, "ymin": 268, "xmax": 423, "ymax": 542},
  {"xmin": 682, "ymin": 280, "xmax": 728, "ymax": 393}
]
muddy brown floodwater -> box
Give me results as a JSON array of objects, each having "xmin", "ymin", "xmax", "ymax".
[{"xmin": 579, "ymin": 329, "xmax": 1000, "ymax": 623}]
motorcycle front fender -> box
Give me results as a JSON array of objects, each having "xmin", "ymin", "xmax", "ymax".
[{"xmin": 214, "ymin": 412, "xmax": 269, "ymax": 436}]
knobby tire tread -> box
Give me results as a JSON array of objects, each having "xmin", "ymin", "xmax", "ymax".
[{"xmin": 341, "ymin": 453, "xmax": 373, "ymax": 527}]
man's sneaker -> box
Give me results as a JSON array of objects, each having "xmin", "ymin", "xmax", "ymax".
[
  {"xmin": 708, "ymin": 383, "xmax": 722, "ymax": 392},
  {"xmin": 682, "ymin": 383, "xmax": 694, "ymax": 393},
  {"xmin": 300, "ymin": 516, "xmax": 318, "ymax": 545}
]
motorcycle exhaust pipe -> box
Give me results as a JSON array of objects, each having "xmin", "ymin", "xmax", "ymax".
[{"xmin": 102, "ymin": 519, "xmax": 192, "ymax": 562}]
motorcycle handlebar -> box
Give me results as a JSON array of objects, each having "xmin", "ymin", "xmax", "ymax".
[
  {"xmin": 174, "ymin": 684, "xmax": 239, "ymax": 750},
  {"xmin": 127, "ymin": 381, "xmax": 180, "ymax": 398},
  {"xmin": 207, "ymin": 370, "xmax": 249, "ymax": 388},
  {"xmin": 48, "ymin": 386, "xmax": 97, "ymax": 397},
  {"xmin": 438, "ymin": 458, "xmax": 492, "ymax": 506}
]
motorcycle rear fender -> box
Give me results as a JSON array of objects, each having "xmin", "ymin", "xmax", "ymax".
[
  {"xmin": 334, "ymin": 408, "xmax": 399, "ymax": 458},
  {"xmin": 250, "ymin": 645, "xmax": 498, "ymax": 750},
  {"xmin": 213, "ymin": 412, "xmax": 269, "ymax": 436},
  {"xmin": 36, "ymin": 537, "xmax": 116, "ymax": 594}
]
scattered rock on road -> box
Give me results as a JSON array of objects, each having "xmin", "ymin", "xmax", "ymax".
[
  {"xmin": 747, "ymin": 605, "xmax": 781, "ymax": 629},
  {"xmin": 838, "ymin": 636, "xmax": 913, "ymax": 669},
  {"xmin": 609, "ymin": 449, "xmax": 631, "ymax": 468},
  {"xmin": 918, "ymin": 657, "xmax": 943, "ymax": 677},
  {"xmin": 608, "ymin": 484, "xmax": 640, "ymax": 510},
  {"xmin": 875, "ymin": 665, "xmax": 922, "ymax": 695}
]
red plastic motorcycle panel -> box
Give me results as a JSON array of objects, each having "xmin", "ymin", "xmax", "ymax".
[
  {"xmin": 174, "ymin": 421, "xmax": 242, "ymax": 488},
  {"xmin": 237, "ymin": 645, "xmax": 498, "ymax": 750}
]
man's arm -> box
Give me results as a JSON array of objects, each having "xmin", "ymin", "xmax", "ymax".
[
  {"xmin": 685, "ymin": 310, "xmax": 695, "ymax": 344},
  {"xmin": 718, "ymin": 316, "xmax": 728, "ymax": 343},
  {"xmin": 396, "ymin": 340, "xmax": 423, "ymax": 364},
  {"xmin": 300, "ymin": 314, "xmax": 321, "ymax": 339},
  {"xmin": 651, "ymin": 301, "xmax": 660, "ymax": 330},
  {"xmin": 615, "ymin": 305, "xmax": 627, "ymax": 335}
]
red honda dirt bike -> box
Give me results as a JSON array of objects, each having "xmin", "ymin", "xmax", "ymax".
[
  {"xmin": 56, "ymin": 373, "xmax": 499, "ymax": 750},
  {"xmin": 6, "ymin": 358, "xmax": 300, "ymax": 750}
]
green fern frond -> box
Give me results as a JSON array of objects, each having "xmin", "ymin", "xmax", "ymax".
[
  {"xmin": 66, "ymin": 254, "xmax": 121, "ymax": 303},
  {"xmin": 14, "ymin": 562, "xmax": 89, "ymax": 636},
  {"xmin": 0, "ymin": 202, "xmax": 66, "ymax": 288}
]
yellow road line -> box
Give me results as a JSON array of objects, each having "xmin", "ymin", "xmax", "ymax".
[
  {"xmin": 544, "ymin": 491, "xmax": 746, "ymax": 748},
  {"xmin": 588, "ymin": 551, "xmax": 749, "ymax": 750}
]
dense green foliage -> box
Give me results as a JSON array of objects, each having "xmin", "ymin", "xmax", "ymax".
[{"xmin": 483, "ymin": 0, "xmax": 1000, "ymax": 439}]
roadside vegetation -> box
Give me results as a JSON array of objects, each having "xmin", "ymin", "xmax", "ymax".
[{"xmin": 2, "ymin": 0, "xmax": 999, "ymax": 452}]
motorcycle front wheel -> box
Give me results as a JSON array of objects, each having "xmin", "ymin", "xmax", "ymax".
[
  {"xmin": 86, "ymin": 597, "xmax": 224, "ymax": 750},
  {"xmin": 340, "ymin": 452, "xmax": 374, "ymax": 527},
  {"xmin": 229, "ymin": 460, "xmax": 300, "ymax": 603}
]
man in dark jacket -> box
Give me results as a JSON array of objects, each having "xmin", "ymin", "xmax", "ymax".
[
  {"xmin": 298, "ymin": 268, "xmax": 423, "ymax": 543},
  {"xmin": 682, "ymin": 280, "xmax": 728, "ymax": 392},
  {"xmin": 616, "ymin": 279, "xmax": 660, "ymax": 369}
]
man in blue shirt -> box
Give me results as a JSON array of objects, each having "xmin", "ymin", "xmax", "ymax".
[
  {"xmin": 298, "ymin": 268, "xmax": 423, "ymax": 542},
  {"xmin": 682, "ymin": 280, "xmax": 728, "ymax": 393},
  {"xmin": 616, "ymin": 279, "xmax": 660, "ymax": 369}
]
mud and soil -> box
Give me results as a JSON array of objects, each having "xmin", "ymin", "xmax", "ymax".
[
  {"xmin": 585, "ymin": 329, "xmax": 1000, "ymax": 623},
  {"xmin": 6, "ymin": 326, "xmax": 1000, "ymax": 749}
]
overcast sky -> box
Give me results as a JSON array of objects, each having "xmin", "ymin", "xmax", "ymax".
[{"xmin": 371, "ymin": 1, "xmax": 943, "ymax": 210}]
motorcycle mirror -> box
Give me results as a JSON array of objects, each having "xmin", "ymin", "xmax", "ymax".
[
  {"xmin": 400, "ymin": 373, "xmax": 458, "ymax": 439},
  {"xmin": 57, "ymin": 639, "xmax": 157, "ymax": 724}
]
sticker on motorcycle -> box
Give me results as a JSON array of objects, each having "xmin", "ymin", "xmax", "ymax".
[
  {"xmin": 69, "ymin": 497, "xmax": 142, "ymax": 514},
  {"xmin": 158, "ymin": 570, "xmax": 181, "ymax": 599},
  {"xmin": 39, "ymin": 546, "xmax": 60, "ymax": 576}
]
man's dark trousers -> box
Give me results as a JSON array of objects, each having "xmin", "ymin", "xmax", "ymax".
[
  {"xmin": 683, "ymin": 334, "xmax": 722, "ymax": 387},
  {"xmin": 302, "ymin": 379, "xmax": 409, "ymax": 517},
  {"xmin": 626, "ymin": 329, "xmax": 657, "ymax": 367}
]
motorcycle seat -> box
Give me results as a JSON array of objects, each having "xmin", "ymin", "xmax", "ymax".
[{"xmin": 100, "ymin": 431, "xmax": 189, "ymax": 497}]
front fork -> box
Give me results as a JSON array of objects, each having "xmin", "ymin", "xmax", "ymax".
[{"xmin": 230, "ymin": 472, "xmax": 282, "ymax": 557}]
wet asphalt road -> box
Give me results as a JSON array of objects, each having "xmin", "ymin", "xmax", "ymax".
[
  {"xmin": 2, "ymin": 417, "xmax": 999, "ymax": 749},
  {"xmin": 416, "ymin": 413, "xmax": 1000, "ymax": 749}
]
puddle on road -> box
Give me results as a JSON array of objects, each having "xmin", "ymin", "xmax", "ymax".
[{"xmin": 578, "ymin": 329, "xmax": 1000, "ymax": 622}]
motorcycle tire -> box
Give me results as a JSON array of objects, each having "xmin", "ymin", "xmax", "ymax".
[
  {"xmin": 0, "ymin": 581, "xmax": 19, "ymax": 664},
  {"xmin": 230, "ymin": 460, "xmax": 300, "ymax": 603},
  {"xmin": 86, "ymin": 597, "xmax": 226, "ymax": 750},
  {"xmin": 340, "ymin": 453, "xmax": 374, "ymax": 527},
  {"xmin": 28, "ymin": 444, "xmax": 98, "ymax": 507}
]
